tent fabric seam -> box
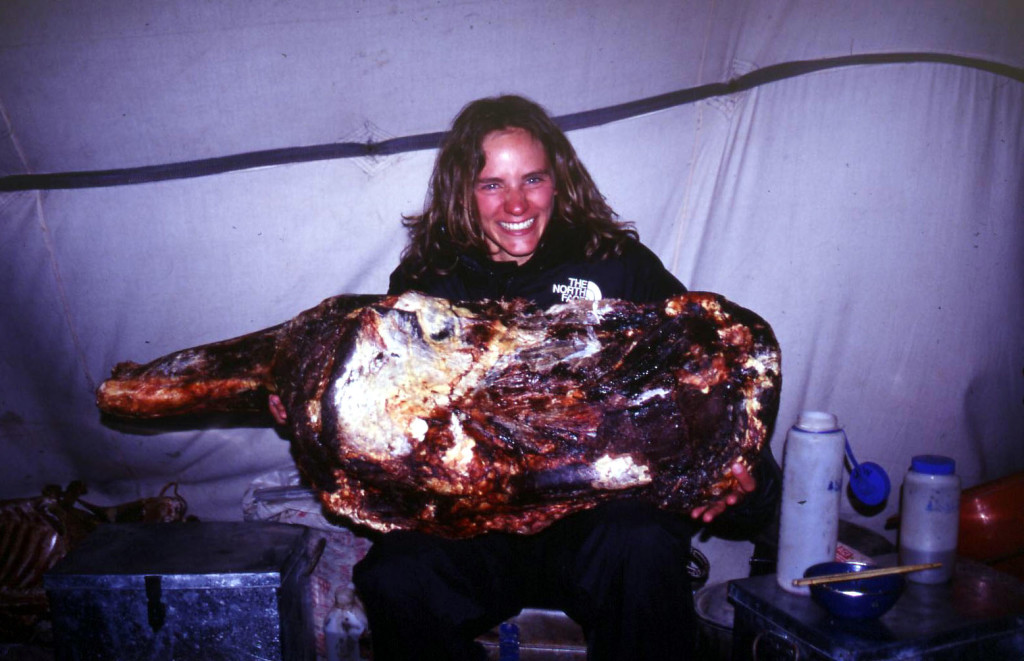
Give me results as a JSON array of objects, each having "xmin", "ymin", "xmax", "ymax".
[{"xmin": 1, "ymin": 51, "xmax": 1021, "ymax": 193}]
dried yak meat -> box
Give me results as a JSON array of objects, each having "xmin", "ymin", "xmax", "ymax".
[{"xmin": 97, "ymin": 291, "xmax": 781, "ymax": 537}]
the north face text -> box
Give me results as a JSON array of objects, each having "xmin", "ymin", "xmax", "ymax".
[{"xmin": 552, "ymin": 277, "xmax": 602, "ymax": 302}]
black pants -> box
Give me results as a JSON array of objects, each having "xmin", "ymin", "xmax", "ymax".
[{"xmin": 353, "ymin": 500, "xmax": 698, "ymax": 660}]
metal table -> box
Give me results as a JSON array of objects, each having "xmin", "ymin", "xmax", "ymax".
[{"xmin": 728, "ymin": 558, "xmax": 1024, "ymax": 660}]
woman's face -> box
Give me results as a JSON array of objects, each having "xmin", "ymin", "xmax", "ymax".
[{"xmin": 473, "ymin": 127, "xmax": 556, "ymax": 265}]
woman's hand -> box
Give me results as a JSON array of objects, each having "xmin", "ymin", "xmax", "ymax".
[
  {"xmin": 690, "ymin": 462, "xmax": 757, "ymax": 524},
  {"xmin": 268, "ymin": 394, "xmax": 288, "ymax": 426}
]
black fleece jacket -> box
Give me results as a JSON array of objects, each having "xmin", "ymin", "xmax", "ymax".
[{"xmin": 388, "ymin": 221, "xmax": 685, "ymax": 306}]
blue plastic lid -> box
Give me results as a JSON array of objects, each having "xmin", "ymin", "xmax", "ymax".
[
  {"xmin": 849, "ymin": 462, "xmax": 891, "ymax": 506},
  {"xmin": 843, "ymin": 433, "xmax": 892, "ymax": 507},
  {"xmin": 910, "ymin": 454, "xmax": 956, "ymax": 475}
]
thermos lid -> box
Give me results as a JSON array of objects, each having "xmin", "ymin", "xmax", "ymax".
[
  {"xmin": 849, "ymin": 460, "xmax": 891, "ymax": 507},
  {"xmin": 911, "ymin": 454, "xmax": 956, "ymax": 475},
  {"xmin": 795, "ymin": 410, "xmax": 839, "ymax": 432}
]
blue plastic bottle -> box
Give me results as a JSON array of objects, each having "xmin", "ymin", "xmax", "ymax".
[{"xmin": 498, "ymin": 621, "xmax": 520, "ymax": 661}]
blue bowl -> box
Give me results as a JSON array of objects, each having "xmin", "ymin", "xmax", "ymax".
[{"xmin": 804, "ymin": 561, "xmax": 905, "ymax": 619}]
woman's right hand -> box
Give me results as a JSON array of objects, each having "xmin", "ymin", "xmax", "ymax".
[{"xmin": 268, "ymin": 394, "xmax": 288, "ymax": 425}]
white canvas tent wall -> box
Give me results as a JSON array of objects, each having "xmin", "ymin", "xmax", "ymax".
[{"xmin": 2, "ymin": 0, "xmax": 1022, "ymax": 583}]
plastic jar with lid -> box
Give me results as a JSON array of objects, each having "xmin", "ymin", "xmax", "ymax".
[{"xmin": 899, "ymin": 454, "xmax": 960, "ymax": 584}]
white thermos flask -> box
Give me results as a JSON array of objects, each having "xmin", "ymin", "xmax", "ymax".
[{"xmin": 776, "ymin": 411, "xmax": 846, "ymax": 594}]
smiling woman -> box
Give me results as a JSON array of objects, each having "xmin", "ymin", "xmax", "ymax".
[
  {"xmin": 390, "ymin": 94, "xmax": 639, "ymax": 287},
  {"xmin": 349, "ymin": 93, "xmax": 783, "ymax": 661},
  {"xmin": 473, "ymin": 127, "xmax": 556, "ymax": 264}
]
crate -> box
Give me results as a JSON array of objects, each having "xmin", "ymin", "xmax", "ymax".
[{"xmin": 44, "ymin": 521, "xmax": 314, "ymax": 661}]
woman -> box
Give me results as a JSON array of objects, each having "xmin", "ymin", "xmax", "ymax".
[
  {"xmin": 387, "ymin": 94, "xmax": 687, "ymax": 309},
  {"xmin": 352, "ymin": 95, "xmax": 778, "ymax": 660}
]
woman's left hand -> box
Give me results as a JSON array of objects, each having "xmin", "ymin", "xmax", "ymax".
[{"xmin": 690, "ymin": 462, "xmax": 757, "ymax": 524}]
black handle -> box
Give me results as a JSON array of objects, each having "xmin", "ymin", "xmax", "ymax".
[{"xmin": 145, "ymin": 575, "xmax": 167, "ymax": 632}]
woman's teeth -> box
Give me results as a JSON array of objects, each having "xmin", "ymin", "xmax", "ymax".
[{"xmin": 500, "ymin": 218, "xmax": 535, "ymax": 231}]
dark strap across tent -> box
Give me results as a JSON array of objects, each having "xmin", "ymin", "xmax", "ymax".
[{"xmin": 2, "ymin": 52, "xmax": 1021, "ymax": 192}]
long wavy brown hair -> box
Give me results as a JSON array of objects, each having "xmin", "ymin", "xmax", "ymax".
[{"xmin": 397, "ymin": 95, "xmax": 638, "ymax": 279}]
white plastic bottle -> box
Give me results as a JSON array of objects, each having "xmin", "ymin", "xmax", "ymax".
[
  {"xmin": 776, "ymin": 411, "xmax": 846, "ymax": 595},
  {"xmin": 324, "ymin": 588, "xmax": 368, "ymax": 661},
  {"xmin": 899, "ymin": 454, "xmax": 960, "ymax": 584}
]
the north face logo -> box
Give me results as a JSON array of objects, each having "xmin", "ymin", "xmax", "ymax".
[{"xmin": 552, "ymin": 277, "xmax": 602, "ymax": 302}]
